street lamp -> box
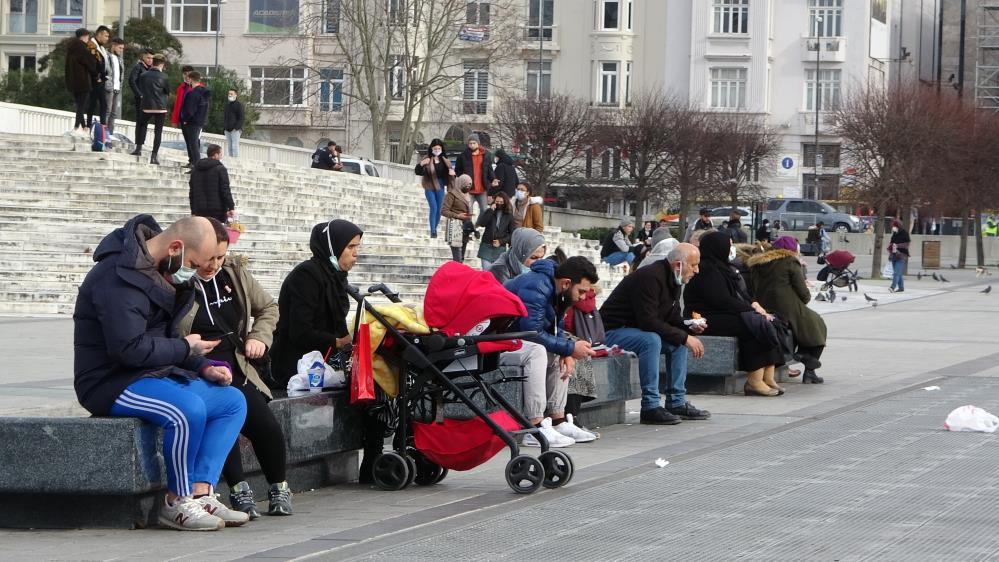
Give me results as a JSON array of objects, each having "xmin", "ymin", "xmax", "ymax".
[
  {"xmin": 813, "ymin": 15, "xmax": 822, "ymax": 201},
  {"xmin": 213, "ymin": 0, "xmax": 225, "ymax": 72}
]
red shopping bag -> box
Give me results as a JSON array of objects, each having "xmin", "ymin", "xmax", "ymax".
[{"xmin": 350, "ymin": 321, "xmax": 376, "ymax": 405}]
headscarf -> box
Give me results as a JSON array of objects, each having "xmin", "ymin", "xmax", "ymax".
[
  {"xmin": 771, "ymin": 235, "xmax": 799, "ymax": 252},
  {"xmin": 451, "ymin": 174, "xmax": 472, "ymax": 197},
  {"xmin": 309, "ymin": 220, "xmax": 363, "ymax": 318},
  {"xmin": 495, "ymin": 227, "xmax": 545, "ymax": 278},
  {"xmin": 699, "ymin": 230, "xmax": 751, "ymax": 302},
  {"xmin": 637, "ymin": 237, "xmax": 679, "ymax": 270},
  {"xmin": 650, "ymin": 227, "xmax": 673, "ymax": 248}
]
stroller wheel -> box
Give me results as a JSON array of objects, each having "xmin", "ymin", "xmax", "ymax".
[
  {"xmin": 410, "ymin": 450, "xmax": 446, "ymax": 486},
  {"xmin": 404, "ymin": 454, "xmax": 417, "ymax": 488},
  {"xmin": 434, "ymin": 467, "xmax": 449, "ymax": 484},
  {"xmin": 505, "ymin": 455, "xmax": 545, "ymax": 494},
  {"xmin": 372, "ymin": 451, "xmax": 411, "ymax": 491},
  {"xmin": 539, "ymin": 450, "xmax": 574, "ymax": 489}
]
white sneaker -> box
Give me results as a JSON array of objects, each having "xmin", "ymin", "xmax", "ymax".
[
  {"xmin": 197, "ymin": 494, "xmax": 250, "ymax": 527},
  {"xmin": 159, "ymin": 496, "xmax": 225, "ymax": 531},
  {"xmin": 554, "ymin": 414, "xmax": 598, "ymax": 443},
  {"xmin": 523, "ymin": 417, "xmax": 575, "ymax": 448}
]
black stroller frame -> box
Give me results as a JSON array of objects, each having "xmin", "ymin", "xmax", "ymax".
[
  {"xmin": 346, "ymin": 283, "xmax": 575, "ymax": 494},
  {"xmin": 817, "ymin": 264, "xmax": 860, "ymax": 293}
]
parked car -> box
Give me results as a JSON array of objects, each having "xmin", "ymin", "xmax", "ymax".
[
  {"xmin": 765, "ymin": 198, "xmax": 862, "ymax": 233},
  {"xmin": 708, "ymin": 206, "xmax": 754, "ymax": 228},
  {"xmin": 339, "ymin": 157, "xmax": 380, "ymax": 177}
]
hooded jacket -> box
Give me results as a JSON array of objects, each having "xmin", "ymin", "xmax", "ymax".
[
  {"xmin": 489, "ymin": 227, "xmax": 546, "ymax": 285},
  {"xmin": 189, "ymin": 158, "xmax": 234, "ymax": 220},
  {"xmin": 177, "ymin": 254, "xmax": 279, "ymax": 398},
  {"xmin": 271, "ymin": 220, "xmax": 362, "ymax": 385},
  {"xmin": 442, "ymin": 175, "xmax": 472, "ymax": 219},
  {"xmin": 600, "ymin": 259, "xmax": 689, "ymax": 347},
  {"xmin": 171, "ymin": 81, "xmax": 192, "ymax": 125},
  {"xmin": 65, "ymin": 39, "xmax": 97, "ymax": 95},
  {"xmin": 503, "ymin": 259, "xmax": 574, "ymax": 357},
  {"xmin": 747, "ymin": 248, "xmax": 827, "ymax": 348},
  {"xmin": 180, "ymin": 84, "xmax": 211, "ymax": 126},
  {"xmin": 490, "ymin": 149, "xmax": 518, "ymax": 198},
  {"xmin": 73, "ymin": 214, "xmax": 209, "ymax": 416}
]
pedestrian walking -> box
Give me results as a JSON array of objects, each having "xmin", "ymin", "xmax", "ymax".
[
  {"xmin": 414, "ymin": 138, "xmax": 455, "ymax": 238},
  {"xmin": 189, "ymin": 144, "xmax": 235, "ymax": 223}
]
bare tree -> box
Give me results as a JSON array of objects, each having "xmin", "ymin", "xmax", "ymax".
[
  {"xmin": 711, "ymin": 112, "xmax": 781, "ymax": 208},
  {"xmin": 491, "ymin": 94, "xmax": 595, "ymax": 196},
  {"xmin": 664, "ymin": 106, "xmax": 727, "ymax": 232}
]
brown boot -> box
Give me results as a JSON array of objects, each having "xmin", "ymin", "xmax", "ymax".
[
  {"xmin": 744, "ymin": 368, "xmax": 779, "ymax": 396},
  {"xmin": 762, "ymin": 367, "xmax": 785, "ymax": 395}
]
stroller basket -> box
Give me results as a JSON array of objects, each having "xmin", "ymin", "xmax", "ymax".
[{"xmin": 412, "ymin": 411, "xmax": 521, "ymax": 471}]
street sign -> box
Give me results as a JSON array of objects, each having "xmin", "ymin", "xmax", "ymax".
[{"xmin": 777, "ymin": 154, "xmax": 798, "ymax": 178}]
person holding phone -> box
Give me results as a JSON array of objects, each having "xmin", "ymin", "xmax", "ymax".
[{"xmin": 177, "ymin": 219, "xmax": 290, "ymax": 519}]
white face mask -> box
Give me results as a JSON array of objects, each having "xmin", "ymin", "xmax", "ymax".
[
  {"xmin": 514, "ymin": 191, "xmax": 526, "ymax": 201},
  {"xmin": 891, "ymin": 227, "xmax": 899, "ymax": 234},
  {"xmin": 171, "ymin": 245, "xmax": 197, "ymax": 284},
  {"xmin": 728, "ymin": 245, "xmax": 737, "ymax": 262},
  {"xmin": 431, "ymin": 148, "xmax": 442, "ymax": 156},
  {"xmin": 325, "ymin": 221, "xmax": 343, "ymax": 272},
  {"xmin": 227, "ymin": 95, "xmax": 237, "ymax": 102},
  {"xmin": 674, "ymin": 262, "xmax": 684, "ymax": 285}
]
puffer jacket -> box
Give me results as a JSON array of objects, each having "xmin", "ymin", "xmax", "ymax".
[
  {"xmin": 188, "ymin": 158, "xmax": 234, "ymax": 220},
  {"xmin": 503, "ymin": 258, "xmax": 574, "ymax": 356},
  {"xmin": 73, "ymin": 214, "xmax": 209, "ymax": 416}
]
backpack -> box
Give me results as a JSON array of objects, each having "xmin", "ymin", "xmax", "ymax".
[
  {"xmin": 90, "ymin": 120, "xmax": 107, "ymax": 152},
  {"xmin": 571, "ymin": 308, "xmax": 606, "ymax": 346}
]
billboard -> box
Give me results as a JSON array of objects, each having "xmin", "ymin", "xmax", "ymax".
[
  {"xmin": 249, "ymin": 0, "xmax": 299, "ymax": 33},
  {"xmin": 869, "ymin": 0, "xmax": 889, "ymax": 60}
]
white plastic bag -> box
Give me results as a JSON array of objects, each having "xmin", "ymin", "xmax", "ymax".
[
  {"xmin": 881, "ymin": 261, "xmax": 894, "ymax": 279},
  {"xmin": 289, "ymin": 351, "xmax": 345, "ymax": 392},
  {"xmin": 944, "ymin": 405, "xmax": 999, "ymax": 433}
]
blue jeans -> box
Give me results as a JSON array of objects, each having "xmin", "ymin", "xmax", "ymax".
[
  {"xmin": 425, "ymin": 183, "xmax": 445, "ymax": 234},
  {"xmin": 604, "ymin": 327, "xmax": 688, "ymax": 410},
  {"xmin": 109, "ymin": 376, "xmax": 247, "ymax": 497},
  {"xmin": 892, "ymin": 256, "xmax": 906, "ymax": 291},
  {"xmin": 603, "ymin": 251, "xmax": 635, "ymax": 267},
  {"xmin": 224, "ymin": 129, "xmax": 241, "ymax": 157}
]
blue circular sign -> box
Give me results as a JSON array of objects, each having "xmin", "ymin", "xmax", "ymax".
[{"xmin": 781, "ymin": 157, "xmax": 794, "ymax": 170}]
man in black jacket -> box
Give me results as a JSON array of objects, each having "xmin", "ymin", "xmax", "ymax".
[
  {"xmin": 73, "ymin": 214, "xmax": 248, "ymax": 530},
  {"xmin": 223, "ymin": 88, "xmax": 244, "ymax": 158},
  {"xmin": 189, "ymin": 144, "xmax": 235, "ymax": 222},
  {"xmin": 310, "ymin": 141, "xmax": 341, "ymax": 170},
  {"xmin": 180, "ymin": 71, "xmax": 211, "ymax": 167},
  {"xmin": 600, "ymin": 243, "xmax": 711, "ymax": 424},
  {"xmin": 130, "ymin": 53, "xmax": 170, "ymax": 164},
  {"xmin": 127, "ymin": 48, "xmax": 153, "ymax": 120}
]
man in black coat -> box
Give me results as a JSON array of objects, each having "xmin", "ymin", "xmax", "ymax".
[
  {"xmin": 223, "ymin": 89, "xmax": 244, "ymax": 158},
  {"xmin": 180, "ymin": 71, "xmax": 211, "ymax": 167},
  {"xmin": 65, "ymin": 28, "xmax": 97, "ymax": 131},
  {"xmin": 130, "ymin": 53, "xmax": 170, "ymax": 164},
  {"xmin": 189, "ymin": 144, "xmax": 235, "ymax": 223},
  {"xmin": 311, "ymin": 141, "xmax": 341, "ymax": 170},
  {"xmin": 127, "ymin": 48, "xmax": 153, "ymax": 120},
  {"xmin": 600, "ymin": 243, "xmax": 711, "ymax": 424}
]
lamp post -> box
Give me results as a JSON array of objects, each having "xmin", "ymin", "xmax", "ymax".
[
  {"xmin": 213, "ymin": 0, "xmax": 223, "ymax": 72},
  {"xmin": 813, "ymin": 15, "xmax": 823, "ymax": 200}
]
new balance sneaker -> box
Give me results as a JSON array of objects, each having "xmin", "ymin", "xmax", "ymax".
[
  {"xmin": 197, "ymin": 494, "xmax": 250, "ymax": 527},
  {"xmin": 523, "ymin": 417, "xmax": 575, "ymax": 448},
  {"xmin": 267, "ymin": 481, "xmax": 293, "ymax": 516},
  {"xmin": 158, "ymin": 496, "xmax": 224, "ymax": 531},
  {"xmin": 553, "ymin": 415, "xmax": 598, "ymax": 443},
  {"xmin": 228, "ymin": 481, "xmax": 261, "ymax": 520},
  {"xmin": 640, "ymin": 407, "xmax": 682, "ymax": 425}
]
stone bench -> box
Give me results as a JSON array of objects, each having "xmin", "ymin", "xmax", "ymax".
[
  {"xmin": 664, "ymin": 335, "xmax": 792, "ymax": 395},
  {"xmin": 0, "ymin": 390, "xmax": 364, "ymax": 529}
]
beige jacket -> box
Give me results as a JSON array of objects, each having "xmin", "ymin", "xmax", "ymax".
[{"xmin": 178, "ymin": 254, "xmax": 279, "ymax": 398}]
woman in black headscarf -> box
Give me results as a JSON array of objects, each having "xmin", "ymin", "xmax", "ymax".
[{"xmin": 683, "ymin": 231, "xmax": 785, "ymax": 397}]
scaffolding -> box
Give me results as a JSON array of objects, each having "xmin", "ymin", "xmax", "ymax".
[{"xmin": 976, "ymin": 2, "xmax": 999, "ymax": 109}]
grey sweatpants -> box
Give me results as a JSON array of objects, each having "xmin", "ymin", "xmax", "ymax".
[{"xmin": 500, "ymin": 341, "xmax": 567, "ymax": 420}]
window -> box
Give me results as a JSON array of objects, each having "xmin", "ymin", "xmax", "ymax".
[
  {"xmin": 466, "ymin": 1, "xmax": 489, "ymax": 25},
  {"xmin": 626, "ymin": 0, "xmax": 632, "ymax": 30},
  {"xmin": 168, "ymin": 0, "xmax": 217, "ymax": 32},
  {"xmin": 319, "ymin": 68, "xmax": 343, "ymax": 111},
  {"xmin": 805, "ymin": 68, "xmax": 841, "ymax": 110},
  {"xmin": 324, "ymin": 0, "xmax": 340, "ymax": 33},
  {"xmin": 7, "ymin": 54, "xmax": 36, "ymax": 72},
  {"xmin": 53, "ymin": 0, "xmax": 82, "ymax": 17},
  {"xmin": 250, "ymin": 67, "xmax": 306, "ymax": 106},
  {"xmin": 389, "ymin": 55, "xmax": 406, "ymax": 100},
  {"xmin": 140, "ymin": 0, "xmax": 165, "ymax": 21},
  {"xmin": 598, "ymin": 0, "xmax": 618, "ymax": 30},
  {"xmin": 624, "ymin": 61, "xmax": 632, "ymax": 104},
  {"xmin": 710, "ymin": 67, "xmax": 747, "ymax": 109},
  {"xmin": 809, "ymin": 0, "xmax": 842, "ymax": 37},
  {"xmin": 712, "ymin": 0, "xmax": 748, "ymax": 34},
  {"xmin": 527, "ymin": 60, "xmax": 551, "ymax": 100},
  {"xmin": 599, "ymin": 61, "xmax": 619, "ymax": 105},
  {"xmin": 188, "ymin": 66, "xmax": 214, "ymax": 78},
  {"xmin": 387, "ymin": 0, "xmax": 407, "ymax": 25},
  {"xmin": 527, "ymin": 0, "xmax": 553, "ymax": 39},
  {"xmin": 802, "ymin": 143, "xmax": 840, "ymax": 168},
  {"xmin": 463, "ymin": 60, "xmax": 488, "ymax": 114},
  {"xmin": 8, "ymin": 0, "xmax": 38, "ymax": 33},
  {"xmin": 801, "ymin": 174, "xmax": 840, "ymax": 200}
]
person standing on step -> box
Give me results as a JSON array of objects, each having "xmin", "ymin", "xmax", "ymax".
[
  {"xmin": 128, "ymin": 48, "xmax": 153, "ymax": 121},
  {"xmin": 453, "ymin": 133, "xmax": 494, "ymax": 220},
  {"xmin": 104, "ymin": 37, "xmax": 125, "ymax": 139},
  {"xmin": 65, "ymin": 28, "xmax": 97, "ymax": 133},
  {"xmin": 441, "ymin": 174, "xmax": 474, "ymax": 262},
  {"xmin": 130, "ymin": 54, "xmax": 170, "ymax": 165},
  {"xmin": 180, "ymin": 71, "xmax": 210, "ymax": 168},
  {"xmin": 490, "ymin": 148, "xmax": 518, "ymax": 199},
  {"xmin": 415, "ymin": 138, "xmax": 455, "ymax": 238},
  {"xmin": 513, "ymin": 182, "xmax": 544, "ymax": 233},
  {"xmin": 475, "ymin": 191, "xmax": 513, "ymax": 270},
  {"xmin": 190, "ymin": 144, "xmax": 235, "ymax": 223},
  {"xmin": 223, "ymin": 89, "xmax": 244, "ymax": 158},
  {"xmin": 73, "ymin": 214, "xmax": 249, "ymax": 531},
  {"xmin": 171, "ymin": 65, "xmax": 194, "ymax": 128},
  {"xmin": 178, "ymin": 218, "xmax": 291, "ymax": 519},
  {"xmin": 86, "ymin": 25, "xmax": 111, "ymax": 129}
]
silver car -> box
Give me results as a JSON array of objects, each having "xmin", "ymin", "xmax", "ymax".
[{"xmin": 765, "ymin": 198, "xmax": 862, "ymax": 233}]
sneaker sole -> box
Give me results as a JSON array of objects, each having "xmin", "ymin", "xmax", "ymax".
[
  {"xmin": 223, "ymin": 519, "xmax": 248, "ymax": 527},
  {"xmin": 158, "ymin": 515, "xmax": 224, "ymax": 531},
  {"xmin": 523, "ymin": 439, "xmax": 574, "ymax": 448},
  {"xmin": 640, "ymin": 419, "xmax": 682, "ymax": 426}
]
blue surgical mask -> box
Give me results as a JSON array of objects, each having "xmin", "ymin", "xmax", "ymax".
[
  {"xmin": 171, "ymin": 245, "xmax": 197, "ymax": 284},
  {"xmin": 520, "ymin": 263, "xmax": 531, "ymax": 274}
]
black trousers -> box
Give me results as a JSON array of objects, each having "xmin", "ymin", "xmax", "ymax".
[
  {"xmin": 181, "ymin": 123, "xmax": 202, "ymax": 164},
  {"xmin": 87, "ymin": 83, "xmax": 107, "ymax": 127},
  {"xmin": 135, "ymin": 112, "xmax": 165, "ymax": 153},
  {"xmin": 796, "ymin": 344, "xmax": 825, "ymax": 360},
  {"xmin": 73, "ymin": 92, "xmax": 88, "ymax": 129},
  {"xmin": 221, "ymin": 382, "xmax": 288, "ymax": 485}
]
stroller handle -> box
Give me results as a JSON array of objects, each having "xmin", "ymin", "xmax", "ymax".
[
  {"xmin": 346, "ymin": 283, "xmax": 402, "ymax": 303},
  {"xmin": 416, "ymin": 331, "xmax": 536, "ymax": 352}
]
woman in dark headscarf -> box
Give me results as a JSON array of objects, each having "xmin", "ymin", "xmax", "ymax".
[
  {"xmin": 488, "ymin": 227, "xmax": 546, "ymax": 284},
  {"xmin": 683, "ymin": 231, "xmax": 785, "ymax": 397}
]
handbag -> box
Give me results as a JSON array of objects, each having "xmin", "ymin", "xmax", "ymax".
[
  {"xmin": 770, "ymin": 315, "xmax": 795, "ymax": 360},
  {"xmin": 349, "ymin": 299, "xmax": 376, "ymax": 405},
  {"xmin": 816, "ymin": 254, "xmax": 826, "ymax": 265},
  {"xmin": 740, "ymin": 310, "xmax": 780, "ymax": 348},
  {"xmin": 444, "ymin": 217, "xmax": 464, "ymax": 248}
]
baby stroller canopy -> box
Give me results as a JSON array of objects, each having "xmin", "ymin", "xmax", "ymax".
[{"xmin": 824, "ymin": 250, "xmax": 855, "ymax": 270}]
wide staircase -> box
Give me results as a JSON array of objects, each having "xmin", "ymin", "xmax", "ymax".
[{"xmin": 0, "ymin": 132, "xmax": 622, "ymax": 315}]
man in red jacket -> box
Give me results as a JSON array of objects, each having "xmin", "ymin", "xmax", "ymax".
[{"xmin": 171, "ymin": 65, "xmax": 194, "ymax": 127}]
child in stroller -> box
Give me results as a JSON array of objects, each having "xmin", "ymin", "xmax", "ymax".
[
  {"xmin": 816, "ymin": 250, "xmax": 859, "ymax": 293},
  {"xmin": 346, "ymin": 261, "xmax": 575, "ymax": 495}
]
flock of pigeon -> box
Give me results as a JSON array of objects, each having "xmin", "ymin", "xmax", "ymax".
[{"xmin": 855, "ymin": 264, "xmax": 993, "ymax": 308}]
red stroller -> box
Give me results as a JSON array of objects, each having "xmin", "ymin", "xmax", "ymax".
[
  {"xmin": 817, "ymin": 250, "xmax": 859, "ymax": 292},
  {"xmin": 347, "ymin": 261, "xmax": 574, "ymax": 494}
]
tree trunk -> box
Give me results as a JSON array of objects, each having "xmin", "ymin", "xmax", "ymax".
[
  {"xmin": 633, "ymin": 193, "xmax": 646, "ymax": 233},
  {"xmin": 975, "ymin": 211, "xmax": 985, "ymax": 267},
  {"xmin": 958, "ymin": 206, "xmax": 970, "ymax": 269},
  {"xmin": 872, "ymin": 213, "xmax": 886, "ymax": 279},
  {"xmin": 677, "ymin": 186, "xmax": 690, "ymax": 242},
  {"xmin": 369, "ymin": 113, "xmax": 385, "ymax": 162}
]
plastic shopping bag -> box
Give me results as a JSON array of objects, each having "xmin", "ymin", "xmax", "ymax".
[
  {"xmin": 881, "ymin": 261, "xmax": 894, "ymax": 279},
  {"xmin": 350, "ymin": 321, "xmax": 376, "ymax": 405},
  {"xmin": 944, "ymin": 405, "xmax": 999, "ymax": 433}
]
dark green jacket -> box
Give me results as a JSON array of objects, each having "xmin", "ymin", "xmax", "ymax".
[{"xmin": 747, "ymin": 249, "xmax": 827, "ymax": 348}]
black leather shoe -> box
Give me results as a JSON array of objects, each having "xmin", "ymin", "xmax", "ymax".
[
  {"xmin": 794, "ymin": 353, "xmax": 822, "ymax": 370},
  {"xmin": 639, "ymin": 407, "xmax": 682, "ymax": 425},
  {"xmin": 667, "ymin": 402, "xmax": 712, "ymax": 420},
  {"xmin": 150, "ymin": 153, "xmax": 160, "ymax": 165},
  {"xmin": 802, "ymin": 369, "xmax": 824, "ymax": 384},
  {"xmin": 129, "ymin": 147, "xmax": 142, "ymax": 156}
]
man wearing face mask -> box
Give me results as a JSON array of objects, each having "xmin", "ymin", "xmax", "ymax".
[
  {"xmin": 73, "ymin": 215, "xmax": 249, "ymax": 531},
  {"xmin": 600, "ymin": 243, "xmax": 711, "ymax": 424},
  {"xmin": 223, "ymin": 89, "xmax": 244, "ymax": 158},
  {"xmin": 504, "ymin": 256, "xmax": 600, "ymax": 446}
]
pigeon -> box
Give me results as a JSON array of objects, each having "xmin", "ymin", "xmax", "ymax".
[
  {"xmin": 864, "ymin": 293, "xmax": 878, "ymax": 303},
  {"xmin": 983, "ymin": 285, "xmax": 992, "ymax": 294},
  {"xmin": 840, "ymin": 296, "xmax": 848, "ymax": 302},
  {"xmin": 950, "ymin": 264, "xmax": 958, "ymax": 269},
  {"xmin": 815, "ymin": 293, "xmax": 828, "ymax": 302},
  {"xmin": 828, "ymin": 288, "xmax": 837, "ymax": 302},
  {"xmin": 932, "ymin": 273, "xmax": 940, "ymax": 281},
  {"xmin": 842, "ymin": 236, "xmax": 850, "ymax": 244},
  {"xmin": 917, "ymin": 272, "xmax": 923, "ymax": 281},
  {"xmin": 941, "ymin": 275, "xmax": 950, "ymax": 283}
]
